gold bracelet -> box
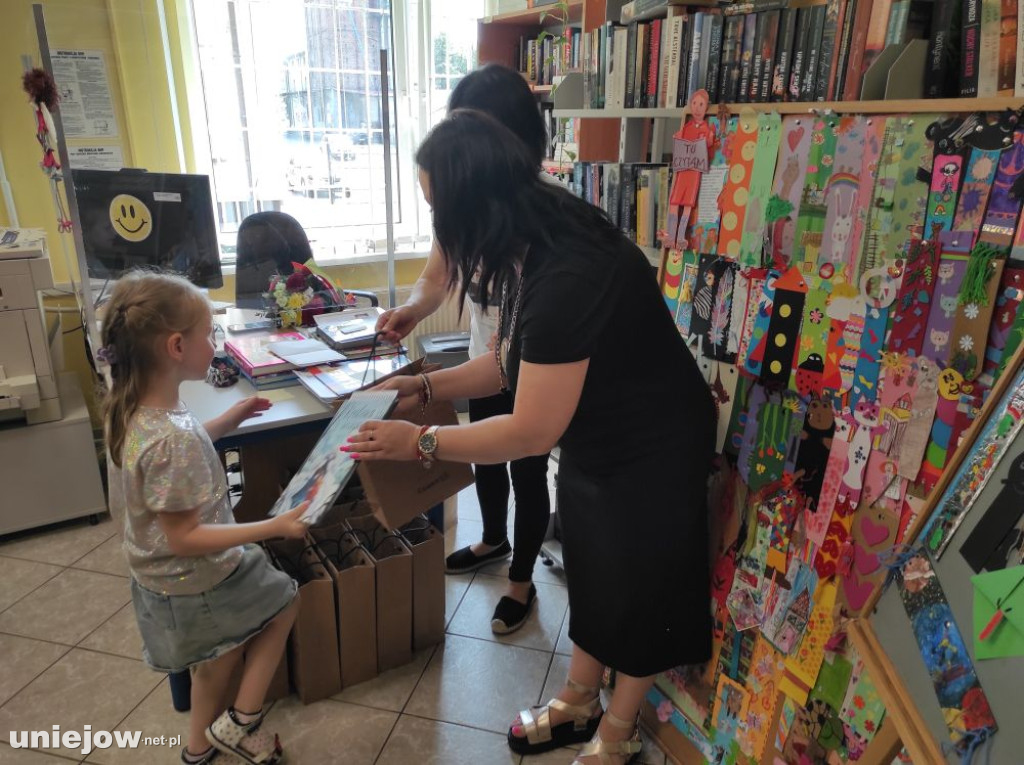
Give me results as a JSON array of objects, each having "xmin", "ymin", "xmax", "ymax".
[{"xmin": 419, "ymin": 373, "xmax": 433, "ymax": 414}]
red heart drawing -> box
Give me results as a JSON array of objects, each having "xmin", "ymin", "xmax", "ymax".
[
  {"xmin": 843, "ymin": 571, "xmax": 875, "ymax": 611},
  {"xmin": 860, "ymin": 515, "xmax": 890, "ymax": 547},
  {"xmin": 854, "ymin": 546, "xmax": 880, "ymax": 576},
  {"xmin": 787, "ymin": 127, "xmax": 805, "ymax": 153}
]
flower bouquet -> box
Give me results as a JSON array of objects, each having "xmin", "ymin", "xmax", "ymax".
[{"xmin": 264, "ymin": 261, "xmax": 353, "ymax": 327}]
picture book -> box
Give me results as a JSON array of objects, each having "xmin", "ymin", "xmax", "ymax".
[
  {"xmin": 223, "ymin": 330, "xmax": 305, "ymax": 377},
  {"xmin": 268, "ymin": 390, "xmax": 399, "ymax": 525},
  {"xmin": 294, "ymin": 354, "xmax": 415, "ymax": 402}
]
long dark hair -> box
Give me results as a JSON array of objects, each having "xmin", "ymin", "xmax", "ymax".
[
  {"xmin": 415, "ymin": 109, "xmax": 622, "ymax": 312},
  {"xmin": 448, "ymin": 64, "xmax": 546, "ymax": 169}
]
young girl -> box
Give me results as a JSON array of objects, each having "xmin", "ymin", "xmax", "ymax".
[{"xmin": 101, "ymin": 271, "xmax": 309, "ymax": 765}]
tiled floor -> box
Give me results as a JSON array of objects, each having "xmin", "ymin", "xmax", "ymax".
[{"xmin": 0, "ymin": 487, "xmax": 667, "ymax": 765}]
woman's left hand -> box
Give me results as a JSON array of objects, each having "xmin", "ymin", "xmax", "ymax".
[{"xmin": 342, "ymin": 420, "xmax": 420, "ymax": 462}]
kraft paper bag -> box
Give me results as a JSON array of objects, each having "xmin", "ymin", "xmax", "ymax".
[
  {"xmin": 310, "ymin": 525, "xmax": 379, "ymax": 688},
  {"xmin": 364, "ymin": 533, "xmax": 413, "ymax": 672},
  {"xmin": 399, "ymin": 516, "xmax": 446, "ymax": 650},
  {"xmin": 265, "ymin": 538, "xmax": 342, "ymax": 703}
]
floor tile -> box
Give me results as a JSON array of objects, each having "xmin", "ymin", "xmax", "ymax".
[
  {"xmin": 455, "ymin": 487, "xmax": 482, "ymax": 521},
  {"xmin": 0, "ymin": 570, "xmax": 130, "ymax": 646},
  {"xmin": 84, "ymin": 680, "xmax": 186, "ymax": 765},
  {"xmin": 331, "ymin": 646, "xmax": 434, "ymax": 712},
  {"xmin": 0, "ymin": 558, "xmax": 63, "ymax": 615},
  {"xmin": 0, "ymin": 635, "xmax": 70, "ymax": 708},
  {"xmin": 539, "ymin": 653, "xmax": 572, "ymax": 706},
  {"xmin": 0, "ymin": 743, "xmax": 81, "ymax": 763},
  {"xmin": 444, "ymin": 519, "xmax": 483, "ymax": 557},
  {"xmin": 78, "ymin": 604, "xmax": 142, "ymax": 661},
  {"xmin": 516, "ymin": 746, "xmax": 583, "ymax": 765},
  {"xmin": 70, "ymin": 537, "xmax": 128, "ymax": 579},
  {"xmin": 476, "ymin": 555, "xmax": 567, "ymax": 586},
  {"xmin": 0, "ymin": 649, "xmax": 163, "ymax": 756},
  {"xmin": 376, "ymin": 715, "xmax": 517, "ymax": 765},
  {"xmin": 447, "ymin": 575, "xmax": 568, "ymax": 652},
  {"xmin": 555, "ymin": 609, "xmax": 573, "ymax": 656},
  {"xmin": 406, "ymin": 634, "xmax": 550, "ymax": 734},
  {"xmin": 0, "ymin": 517, "xmax": 117, "ymax": 567},
  {"xmin": 444, "ymin": 575, "xmax": 473, "ymax": 629},
  {"xmin": 263, "ymin": 696, "xmax": 397, "ymax": 764}
]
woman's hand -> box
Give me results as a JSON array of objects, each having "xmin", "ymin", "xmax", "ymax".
[
  {"xmin": 372, "ymin": 374, "xmax": 424, "ymax": 418},
  {"xmin": 375, "ymin": 306, "xmax": 421, "ymax": 344},
  {"xmin": 342, "ymin": 420, "xmax": 421, "ymax": 462}
]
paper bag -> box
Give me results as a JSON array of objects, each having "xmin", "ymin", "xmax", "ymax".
[
  {"xmin": 265, "ymin": 538, "xmax": 342, "ymax": 703},
  {"xmin": 399, "ymin": 516, "xmax": 446, "ymax": 650},
  {"xmin": 356, "ymin": 399, "xmax": 475, "ymax": 530},
  {"xmin": 364, "ymin": 533, "xmax": 413, "ymax": 672},
  {"xmin": 223, "ymin": 643, "xmax": 290, "ymax": 707},
  {"xmin": 310, "ymin": 524, "xmax": 379, "ymax": 688}
]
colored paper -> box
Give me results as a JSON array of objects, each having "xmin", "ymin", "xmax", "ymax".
[{"xmin": 972, "ymin": 565, "xmax": 1024, "ymax": 659}]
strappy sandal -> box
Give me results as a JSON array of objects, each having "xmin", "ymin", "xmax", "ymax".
[
  {"xmin": 571, "ymin": 710, "xmax": 643, "ymax": 765},
  {"xmin": 507, "ymin": 677, "xmax": 603, "ymax": 755}
]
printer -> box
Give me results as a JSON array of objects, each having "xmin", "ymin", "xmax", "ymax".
[{"xmin": 0, "ymin": 228, "xmax": 61, "ymax": 424}]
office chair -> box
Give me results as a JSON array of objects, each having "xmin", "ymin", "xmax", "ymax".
[{"xmin": 234, "ymin": 211, "xmax": 379, "ymax": 310}]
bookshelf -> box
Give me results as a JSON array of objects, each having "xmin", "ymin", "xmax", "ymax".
[{"xmin": 482, "ymin": 0, "xmax": 585, "ymax": 26}]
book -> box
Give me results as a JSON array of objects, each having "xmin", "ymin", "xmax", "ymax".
[
  {"xmin": 706, "ymin": 12, "xmax": 725, "ymax": 102},
  {"xmin": 268, "ymin": 390, "xmax": 399, "ymax": 525},
  {"xmin": 773, "ymin": 7, "xmax": 798, "ymax": 100},
  {"xmin": 266, "ymin": 338, "xmax": 346, "ymax": 368},
  {"xmin": 666, "ymin": 15, "xmax": 686, "ymax": 107},
  {"xmin": 801, "ymin": 5, "xmax": 827, "ymax": 101},
  {"xmin": 313, "ymin": 307, "xmax": 386, "ymax": 350},
  {"xmin": 751, "ymin": 11, "xmax": 768, "ymax": 101},
  {"xmin": 697, "ymin": 13, "xmax": 714, "ymax": 100},
  {"xmin": 863, "ymin": 0, "xmax": 895, "ymax": 77},
  {"xmin": 636, "ymin": 170, "xmax": 653, "ymax": 246},
  {"xmin": 998, "ymin": 0, "xmax": 1017, "ymax": 92},
  {"xmin": 844, "ymin": 0, "xmax": 877, "ymax": 98},
  {"xmin": 239, "ymin": 369, "xmax": 299, "ymax": 391},
  {"xmin": 737, "ymin": 12, "xmax": 759, "ymax": 102},
  {"xmin": 621, "ymin": 164, "xmax": 639, "ymax": 239},
  {"xmin": 658, "ymin": 15, "xmax": 673, "ymax": 106},
  {"xmin": 978, "ymin": 0, "xmax": 1002, "ymax": 94},
  {"xmin": 817, "ymin": 0, "xmax": 843, "ymax": 101},
  {"xmin": 926, "ymin": 0, "xmax": 962, "ymax": 96},
  {"xmin": 656, "ymin": 166, "xmax": 671, "ymax": 248},
  {"xmin": 612, "ymin": 26, "xmax": 629, "ymax": 108},
  {"xmin": 961, "ymin": 0, "xmax": 982, "ymax": 95},
  {"xmin": 636, "ymin": 23, "xmax": 650, "ymax": 109},
  {"xmin": 758, "ymin": 9, "xmax": 781, "ymax": 101},
  {"xmin": 688, "ymin": 13, "xmax": 706, "ymax": 101},
  {"xmin": 293, "ymin": 354, "xmax": 414, "ymax": 403},
  {"xmin": 831, "ymin": 0, "xmax": 854, "ymax": 99},
  {"xmin": 648, "ymin": 18, "xmax": 663, "ymax": 107},
  {"xmin": 625, "ymin": 23, "xmax": 639, "ymax": 107},
  {"xmin": 224, "ymin": 330, "xmax": 305, "ymax": 378},
  {"xmin": 790, "ymin": 7, "xmax": 811, "ymax": 100},
  {"xmin": 677, "ymin": 14, "xmax": 695, "ymax": 105},
  {"xmin": 606, "ymin": 163, "xmax": 623, "ymax": 228},
  {"xmin": 720, "ymin": 14, "xmax": 745, "ymax": 101}
]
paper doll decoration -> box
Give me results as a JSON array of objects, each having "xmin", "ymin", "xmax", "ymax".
[
  {"xmin": 21, "ymin": 68, "xmax": 72, "ymax": 232},
  {"xmin": 667, "ymin": 90, "xmax": 715, "ymax": 250},
  {"xmin": 759, "ymin": 267, "xmax": 808, "ymax": 387}
]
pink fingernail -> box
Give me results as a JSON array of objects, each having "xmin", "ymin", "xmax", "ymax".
[
  {"xmin": 347, "ymin": 436, "xmax": 355, "ymax": 443},
  {"xmin": 340, "ymin": 446, "xmax": 350, "ymax": 452},
  {"xmin": 351, "ymin": 454, "xmax": 361, "ymax": 460}
]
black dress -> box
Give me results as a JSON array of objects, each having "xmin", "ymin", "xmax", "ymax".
[{"xmin": 503, "ymin": 234, "xmax": 716, "ymax": 677}]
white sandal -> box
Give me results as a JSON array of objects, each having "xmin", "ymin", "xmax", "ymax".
[
  {"xmin": 507, "ymin": 676, "xmax": 603, "ymax": 755},
  {"xmin": 572, "ymin": 710, "xmax": 643, "ymax": 765}
]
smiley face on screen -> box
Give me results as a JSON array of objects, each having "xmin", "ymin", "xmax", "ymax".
[{"xmin": 109, "ymin": 194, "xmax": 151, "ymax": 242}]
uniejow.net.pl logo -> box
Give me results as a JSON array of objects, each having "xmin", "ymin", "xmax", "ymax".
[{"xmin": 9, "ymin": 725, "xmax": 182, "ymax": 755}]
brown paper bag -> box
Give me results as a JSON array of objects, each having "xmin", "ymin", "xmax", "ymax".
[
  {"xmin": 265, "ymin": 538, "xmax": 342, "ymax": 703},
  {"xmin": 364, "ymin": 533, "xmax": 413, "ymax": 672},
  {"xmin": 399, "ymin": 516, "xmax": 446, "ymax": 650},
  {"xmin": 356, "ymin": 399, "xmax": 475, "ymax": 530},
  {"xmin": 310, "ymin": 524, "xmax": 379, "ymax": 688}
]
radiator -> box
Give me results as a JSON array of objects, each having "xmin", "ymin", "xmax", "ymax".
[{"xmin": 370, "ymin": 286, "xmax": 469, "ymax": 359}]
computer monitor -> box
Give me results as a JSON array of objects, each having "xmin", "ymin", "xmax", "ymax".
[{"xmin": 71, "ymin": 169, "xmax": 224, "ymax": 289}]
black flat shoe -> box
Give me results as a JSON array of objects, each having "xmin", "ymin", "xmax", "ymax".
[
  {"xmin": 445, "ymin": 540, "xmax": 512, "ymax": 575},
  {"xmin": 491, "ymin": 583, "xmax": 537, "ymax": 635}
]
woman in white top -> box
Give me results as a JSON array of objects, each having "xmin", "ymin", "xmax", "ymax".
[{"xmin": 376, "ymin": 64, "xmax": 553, "ymax": 634}]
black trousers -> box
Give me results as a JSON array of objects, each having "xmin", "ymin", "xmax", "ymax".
[{"xmin": 468, "ymin": 392, "xmax": 551, "ymax": 583}]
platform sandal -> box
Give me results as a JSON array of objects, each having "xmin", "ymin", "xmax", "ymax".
[
  {"xmin": 507, "ymin": 677, "xmax": 603, "ymax": 755},
  {"xmin": 206, "ymin": 707, "xmax": 283, "ymax": 765},
  {"xmin": 571, "ymin": 710, "xmax": 642, "ymax": 765}
]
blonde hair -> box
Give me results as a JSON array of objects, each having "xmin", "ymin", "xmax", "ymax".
[{"xmin": 101, "ymin": 271, "xmax": 209, "ymax": 467}]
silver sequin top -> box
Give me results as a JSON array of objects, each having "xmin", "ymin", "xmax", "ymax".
[{"xmin": 108, "ymin": 405, "xmax": 243, "ymax": 595}]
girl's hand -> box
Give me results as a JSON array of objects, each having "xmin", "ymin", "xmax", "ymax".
[
  {"xmin": 225, "ymin": 396, "xmax": 272, "ymax": 429},
  {"xmin": 273, "ymin": 501, "xmax": 310, "ymax": 540},
  {"xmin": 342, "ymin": 420, "xmax": 420, "ymax": 462}
]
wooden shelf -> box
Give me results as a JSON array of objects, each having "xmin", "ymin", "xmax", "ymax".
[
  {"xmin": 482, "ymin": 1, "xmax": 583, "ymax": 26},
  {"xmin": 553, "ymin": 96, "xmax": 1024, "ymax": 118}
]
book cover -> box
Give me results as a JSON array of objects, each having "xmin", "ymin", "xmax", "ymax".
[
  {"xmin": 802, "ymin": 5, "xmax": 827, "ymax": 100},
  {"xmin": 887, "ymin": 0, "xmax": 911, "ymax": 44},
  {"xmin": 620, "ymin": 164, "xmax": 639, "ymax": 238},
  {"xmin": 758, "ymin": 9, "xmax": 781, "ymax": 102},
  {"xmin": 751, "ymin": 11, "xmax": 768, "ymax": 101},
  {"xmin": 659, "ymin": 15, "xmax": 673, "ymax": 106},
  {"xmin": 961, "ymin": 0, "xmax": 982, "ymax": 95},
  {"xmin": 636, "ymin": 23, "xmax": 650, "ymax": 108},
  {"xmin": 738, "ymin": 12, "xmax": 759, "ymax": 102},
  {"xmin": 828, "ymin": 0, "xmax": 852, "ymax": 99},
  {"xmin": 688, "ymin": 13, "xmax": 706, "ymax": 101},
  {"xmin": 706, "ymin": 12, "xmax": 726, "ymax": 102},
  {"xmin": 697, "ymin": 12, "xmax": 715, "ymax": 99},
  {"xmin": 656, "ymin": 166, "xmax": 671, "ymax": 248},
  {"xmin": 978, "ymin": 0, "xmax": 1003, "ymax": 94},
  {"xmin": 844, "ymin": 0, "xmax": 877, "ymax": 98},
  {"xmin": 294, "ymin": 355, "xmax": 414, "ymax": 403},
  {"xmin": 636, "ymin": 171, "xmax": 652, "ymax": 246},
  {"xmin": 648, "ymin": 18, "xmax": 663, "ymax": 107},
  {"xmin": 606, "ymin": 163, "xmax": 623, "ymax": 229},
  {"xmin": 862, "ymin": 0, "xmax": 895, "ymax": 76},
  {"xmin": 676, "ymin": 14, "xmax": 693, "ymax": 106},
  {"xmin": 816, "ymin": 0, "xmax": 842, "ymax": 100},
  {"xmin": 268, "ymin": 390, "xmax": 399, "ymax": 525},
  {"xmin": 666, "ymin": 15, "xmax": 686, "ymax": 107},
  {"xmin": 719, "ymin": 14, "xmax": 743, "ymax": 101},
  {"xmin": 224, "ymin": 330, "xmax": 305, "ymax": 377},
  {"xmin": 835, "ymin": 0, "xmax": 859, "ymax": 98},
  {"xmin": 625, "ymin": 23, "xmax": 639, "ymax": 107},
  {"xmin": 790, "ymin": 7, "xmax": 811, "ymax": 100},
  {"xmin": 926, "ymin": 0, "xmax": 963, "ymax": 96},
  {"xmin": 772, "ymin": 7, "xmax": 798, "ymax": 100}
]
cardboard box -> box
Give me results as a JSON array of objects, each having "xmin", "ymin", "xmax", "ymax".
[
  {"xmin": 310, "ymin": 525, "xmax": 379, "ymax": 688},
  {"xmin": 265, "ymin": 539, "xmax": 342, "ymax": 703},
  {"xmin": 399, "ymin": 516, "xmax": 446, "ymax": 650},
  {"xmin": 356, "ymin": 399, "xmax": 475, "ymax": 530}
]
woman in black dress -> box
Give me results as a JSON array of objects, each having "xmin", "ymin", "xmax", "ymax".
[{"xmin": 348, "ymin": 110, "xmax": 716, "ymax": 764}]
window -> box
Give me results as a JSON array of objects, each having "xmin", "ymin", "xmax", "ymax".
[
  {"xmin": 427, "ymin": 0, "xmax": 482, "ymax": 126},
  {"xmin": 191, "ymin": 0, "xmax": 442, "ymax": 263}
]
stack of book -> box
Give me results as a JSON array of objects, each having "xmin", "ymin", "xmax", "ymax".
[
  {"xmin": 313, "ymin": 308, "xmax": 404, "ymax": 360},
  {"xmin": 515, "ymin": 27, "xmax": 582, "ymax": 86},
  {"xmin": 583, "ymin": 0, "xmax": 1024, "ymax": 106},
  {"xmin": 223, "ymin": 329, "xmax": 305, "ymax": 390},
  {"xmin": 570, "ymin": 162, "xmax": 671, "ymax": 248}
]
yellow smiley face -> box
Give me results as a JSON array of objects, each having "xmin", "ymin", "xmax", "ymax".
[
  {"xmin": 938, "ymin": 368, "xmax": 965, "ymax": 400},
  {"xmin": 109, "ymin": 194, "xmax": 152, "ymax": 242}
]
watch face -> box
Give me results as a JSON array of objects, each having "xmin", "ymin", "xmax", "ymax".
[{"xmin": 419, "ymin": 430, "xmax": 438, "ymax": 455}]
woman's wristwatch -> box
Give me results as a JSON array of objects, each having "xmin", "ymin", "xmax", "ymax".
[{"xmin": 417, "ymin": 425, "xmax": 440, "ymax": 468}]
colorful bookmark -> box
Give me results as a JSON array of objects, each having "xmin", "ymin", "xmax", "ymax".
[
  {"xmin": 819, "ymin": 116, "xmax": 867, "ymax": 272},
  {"xmin": 672, "ymin": 250, "xmax": 701, "ymax": 338},
  {"xmin": 977, "ymin": 264, "xmax": 1024, "ymax": 391},
  {"xmin": 704, "ymin": 259, "xmax": 741, "ymax": 362},
  {"xmin": 738, "ymin": 112, "xmax": 784, "ymax": 267},
  {"xmin": 691, "ymin": 116, "xmax": 733, "ymax": 254},
  {"xmin": 949, "ymin": 245, "xmax": 1008, "ymax": 381},
  {"xmin": 849, "ymin": 117, "xmax": 886, "ymax": 278},
  {"xmin": 887, "ymin": 236, "xmax": 942, "ymax": 357},
  {"xmin": 897, "ymin": 355, "xmax": 942, "ymax": 481},
  {"xmin": 795, "ymin": 114, "xmax": 841, "ymax": 270},
  {"xmin": 886, "ymin": 115, "xmax": 936, "ymax": 254},
  {"xmin": 718, "ymin": 111, "xmax": 760, "ymax": 260},
  {"xmin": 979, "ymin": 127, "xmax": 1024, "ymax": 247},
  {"xmin": 952, "ymin": 147, "xmax": 1003, "ymax": 233},
  {"xmin": 921, "ymin": 230, "xmax": 973, "ymax": 367},
  {"xmin": 779, "ymin": 580, "xmax": 837, "ymax": 705},
  {"xmin": 759, "ymin": 266, "xmax": 808, "ymax": 387}
]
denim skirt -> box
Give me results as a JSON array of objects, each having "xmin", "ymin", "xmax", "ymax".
[{"xmin": 130, "ymin": 545, "xmax": 297, "ymax": 673}]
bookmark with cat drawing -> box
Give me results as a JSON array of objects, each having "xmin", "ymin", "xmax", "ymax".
[{"xmin": 921, "ymin": 230, "xmax": 973, "ymax": 368}]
